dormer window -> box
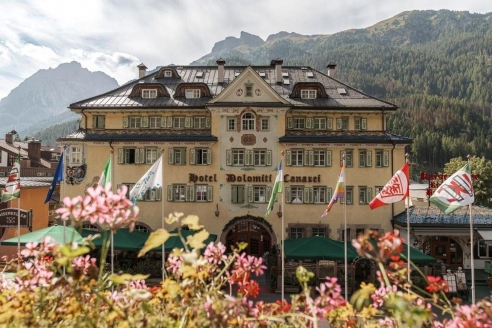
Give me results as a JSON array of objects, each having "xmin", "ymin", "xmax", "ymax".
[
  {"xmin": 164, "ymin": 71, "xmax": 172, "ymax": 77},
  {"xmin": 185, "ymin": 89, "xmax": 200, "ymax": 99},
  {"xmin": 142, "ymin": 89, "xmax": 157, "ymax": 99},
  {"xmin": 245, "ymin": 83, "xmax": 253, "ymax": 97},
  {"xmin": 301, "ymin": 90, "xmax": 316, "ymax": 99}
]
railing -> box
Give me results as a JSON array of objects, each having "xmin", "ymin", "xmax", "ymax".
[{"xmin": 0, "ymin": 167, "xmax": 56, "ymax": 177}]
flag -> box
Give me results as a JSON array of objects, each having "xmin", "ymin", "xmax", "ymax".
[
  {"xmin": 129, "ymin": 155, "xmax": 163, "ymax": 204},
  {"xmin": 98, "ymin": 156, "xmax": 112, "ymax": 187},
  {"xmin": 44, "ymin": 153, "xmax": 64, "ymax": 204},
  {"xmin": 429, "ymin": 163, "xmax": 474, "ymax": 214},
  {"xmin": 265, "ymin": 160, "xmax": 283, "ymax": 217},
  {"xmin": 369, "ymin": 162, "xmax": 409, "ymax": 210},
  {"xmin": 321, "ymin": 163, "xmax": 345, "ymax": 217},
  {"xmin": 1, "ymin": 155, "xmax": 21, "ymax": 203}
]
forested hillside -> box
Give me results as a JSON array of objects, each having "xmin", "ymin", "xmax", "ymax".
[
  {"xmin": 32, "ymin": 120, "xmax": 79, "ymax": 146},
  {"xmin": 193, "ymin": 10, "xmax": 492, "ymax": 173}
]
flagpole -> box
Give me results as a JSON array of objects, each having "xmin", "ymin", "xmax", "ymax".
[
  {"xmin": 280, "ymin": 151, "xmax": 285, "ymax": 302},
  {"xmin": 405, "ymin": 154, "xmax": 411, "ymax": 283},
  {"xmin": 110, "ymin": 149, "xmax": 114, "ymax": 275},
  {"xmin": 17, "ymin": 146, "xmax": 21, "ymax": 263},
  {"xmin": 342, "ymin": 156, "xmax": 348, "ymax": 300},
  {"xmin": 161, "ymin": 149, "xmax": 165, "ymax": 282},
  {"xmin": 467, "ymin": 155, "xmax": 475, "ymax": 304},
  {"xmin": 62, "ymin": 145, "xmax": 67, "ymax": 245}
]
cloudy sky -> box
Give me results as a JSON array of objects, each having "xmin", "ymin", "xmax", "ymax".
[{"xmin": 0, "ymin": 0, "xmax": 489, "ymax": 99}]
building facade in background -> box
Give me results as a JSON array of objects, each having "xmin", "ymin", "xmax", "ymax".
[{"xmin": 59, "ymin": 59, "xmax": 411, "ymax": 256}]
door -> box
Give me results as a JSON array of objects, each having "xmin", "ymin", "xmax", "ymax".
[
  {"xmin": 225, "ymin": 220, "xmax": 272, "ymax": 256},
  {"xmin": 423, "ymin": 236, "xmax": 463, "ymax": 268}
]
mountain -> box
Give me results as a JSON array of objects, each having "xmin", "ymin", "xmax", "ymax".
[
  {"xmin": 0, "ymin": 61, "xmax": 118, "ymax": 138},
  {"xmin": 192, "ymin": 10, "xmax": 492, "ymax": 173}
]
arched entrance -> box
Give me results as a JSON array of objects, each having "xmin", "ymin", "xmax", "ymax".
[
  {"xmin": 221, "ymin": 215, "xmax": 276, "ymax": 256},
  {"xmin": 421, "ymin": 236, "xmax": 463, "ymax": 268}
]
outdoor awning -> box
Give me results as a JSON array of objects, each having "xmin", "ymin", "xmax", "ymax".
[
  {"xmin": 152, "ymin": 229, "xmax": 218, "ymax": 252},
  {"xmin": 477, "ymin": 230, "xmax": 492, "ymax": 244},
  {"xmin": 284, "ymin": 237, "xmax": 358, "ymax": 261},
  {"xmin": 81, "ymin": 229, "xmax": 150, "ymax": 251},
  {"xmin": 1, "ymin": 225, "xmax": 84, "ymax": 246}
]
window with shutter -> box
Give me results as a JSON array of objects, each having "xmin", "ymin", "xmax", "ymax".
[
  {"xmin": 93, "ymin": 115, "xmax": 105, "ymax": 129},
  {"xmin": 161, "ymin": 117, "xmax": 168, "ymax": 128},
  {"xmin": 304, "ymin": 187, "xmax": 310, "ymax": 203},
  {"xmin": 266, "ymin": 150, "xmax": 272, "ymax": 166},
  {"xmin": 326, "ymin": 150, "xmax": 332, "ymax": 166},
  {"xmin": 248, "ymin": 186, "xmax": 253, "ymax": 203},
  {"xmin": 231, "ymin": 185, "xmax": 245, "ymax": 203},
  {"xmin": 226, "ymin": 150, "xmax": 232, "ymax": 166},
  {"xmin": 286, "ymin": 150, "xmax": 292, "ymax": 166},
  {"xmin": 207, "ymin": 186, "xmax": 213, "ymax": 202},
  {"xmin": 167, "ymin": 185, "xmax": 173, "ymax": 201},
  {"xmin": 189, "ymin": 149, "xmax": 196, "ymax": 165},
  {"xmin": 287, "ymin": 118, "xmax": 293, "ymax": 129},
  {"xmin": 118, "ymin": 149, "xmax": 123, "ymax": 164},
  {"xmin": 285, "ymin": 187, "xmax": 292, "ymax": 203}
]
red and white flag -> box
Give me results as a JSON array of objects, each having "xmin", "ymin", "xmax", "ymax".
[{"xmin": 369, "ymin": 162, "xmax": 409, "ymax": 210}]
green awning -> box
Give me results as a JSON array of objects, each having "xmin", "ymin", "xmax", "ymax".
[
  {"xmin": 284, "ymin": 236, "xmax": 358, "ymax": 261},
  {"xmin": 400, "ymin": 243, "xmax": 437, "ymax": 264},
  {"xmin": 81, "ymin": 229, "xmax": 149, "ymax": 251},
  {"xmin": 153, "ymin": 229, "xmax": 218, "ymax": 252},
  {"xmin": 1, "ymin": 225, "xmax": 84, "ymax": 246}
]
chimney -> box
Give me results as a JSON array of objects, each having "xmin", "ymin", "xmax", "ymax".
[
  {"xmin": 5, "ymin": 133, "xmax": 13, "ymax": 144},
  {"xmin": 27, "ymin": 139, "xmax": 41, "ymax": 163},
  {"xmin": 327, "ymin": 62, "xmax": 336, "ymax": 78},
  {"xmin": 137, "ymin": 63, "xmax": 147, "ymax": 79},
  {"xmin": 270, "ymin": 58, "xmax": 284, "ymax": 84},
  {"xmin": 217, "ymin": 58, "xmax": 226, "ymax": 84}
]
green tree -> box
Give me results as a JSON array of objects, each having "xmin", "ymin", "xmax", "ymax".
[{"xmin": 443, "ymin": 156, "xmax": 492, "ymax": 207}]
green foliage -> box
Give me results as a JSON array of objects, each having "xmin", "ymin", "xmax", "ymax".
[
  {"xmin": 443, "ymin": 156, "xmax": 492, "ymax": 206},
  {"xmin": 28, "ymin": 120, "xmax": 79, "ymax": 146}
]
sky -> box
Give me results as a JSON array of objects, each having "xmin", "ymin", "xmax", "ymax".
[{"xmin": 0, "ymin": 0, "xmax": 490, "ymax": 100}]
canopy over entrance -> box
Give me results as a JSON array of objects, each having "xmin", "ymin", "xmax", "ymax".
[
  {"xmin": 284, "ymin": 237, "xmax": 358, "ymax": 261},
  {"xmin": 1, "ymin": 225, "xmax": 84, "ymax": 246}
]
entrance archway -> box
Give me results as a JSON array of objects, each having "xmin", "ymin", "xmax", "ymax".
[
  {"xmin": 221, "ymin": 215, "xmax": 276, "ymax": 256},
  {"xmin": 421, "ymin": 236, "xmax": 463, "ymax": 268}
]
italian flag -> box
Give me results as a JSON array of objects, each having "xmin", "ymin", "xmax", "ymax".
[
  {"xmin": 430, "ymin": 163, "xmax": 474, "ymax": 214},
  {"xmin": 98, "ymin": 157, "xmax": 112, "ymax": 187}
]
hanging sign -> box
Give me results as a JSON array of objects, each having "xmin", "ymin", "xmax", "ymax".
[{"xmin": 0, "ymin": 208, "xmax": 32, "ymax": 228}]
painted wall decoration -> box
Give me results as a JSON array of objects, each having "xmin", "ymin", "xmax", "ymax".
[
  {"xmin": 236, "ymin": 89, "xmax": 243, "ymax": 97},
  {"xmin": 255, "ymin": 89, "xmax": 261, "ymax": 96},
  {"xmin": 66, "ymin": 163, "xmax": 87, "ymax": 185}
]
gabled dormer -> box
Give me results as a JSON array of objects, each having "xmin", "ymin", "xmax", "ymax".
[
  {"xmin": 129, "ymin": 83, "xmax": 170, "ymax": 98},
  {"xmin": 155, "ymin": 67, "xmax": 180, "ymax": 79},
  {"xmin": 174, "ymin": 83, "xmax": 212, "ymax": 98},
  {"xmin": 290, "ymin": 82, "xmax": 328, "ymax": 99}
]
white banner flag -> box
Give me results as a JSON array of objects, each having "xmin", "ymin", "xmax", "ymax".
[{"xmin": 129, "ymin": 155, "xmax": 163, "ymax": 204}]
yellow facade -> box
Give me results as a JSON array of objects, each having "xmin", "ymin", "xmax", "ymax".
[{"xmin": 62, "ymin": 61, "xmax": 410, "ymax": 256}]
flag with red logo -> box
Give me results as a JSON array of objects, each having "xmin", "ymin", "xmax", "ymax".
[
  {"xmin": 369, "ymin": 162, "xmax": 409, "ymax": 210},
  {"xmin": 429, "ymin": 163, "xmax": 474, "ymax": 214}
]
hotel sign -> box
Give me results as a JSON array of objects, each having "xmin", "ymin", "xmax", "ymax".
[
  {"xmin": 0, "ymin": 208, "xmax": 32, "ymax": 229},
  {"xmin": 188, "ymin": 173, "xmax": 321, "ymax": 184}
]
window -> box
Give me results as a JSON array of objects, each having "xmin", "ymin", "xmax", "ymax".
[
  {"xmin": 359, "ymin": 150, "xmax": 372, "ymax": 167},
  {"xmin": 118, "ymin": 148, "xmax": 145, "ymax": 164},
  {"xmin": 341, "ymin": 186, "xmax": 353, "ymax": 205},
  {"xmin": 129, "ymin": 117, "xmax": 141, "ymax": 128},
  {"xmin": 194, "ymin": 117, "xmax": 206, "ymax": 128},
  {"xmin": 291, "ymin": 186, "xmax": 304, "ymax": 203},
  {"xmin": 194, "ymin": 148, "xmax": 210, "ymax": 165},
  {"xmin": 70, "ymin": 146, "xmax": 82, "ymax": 164},
  {"xmin": 146, "ymin": 148, "xmax": 158, "ymax": 164},
  {"xmin": 231, "ymin": 185, "xmax": 245, "ymax": 204},
  {"xmin": 82, "ymin": 224, "xmax": 99, "ymax": 231},
  {"xmin": 134, "ymin": 224, "xmax": 150, "ymax": 233},
  {"xmin": 144, "ymin": 188, "xmax": 162, "ymax": 201},
  {"xmin": 253, "ymin": 186, "xmax": 266, "ymax": 203},
  {"xmin": 261, "ymin": 117, "xmax": 269, "ymax": 131},
  {"xmin": 185, "ymin": 89, "xmax": 200, "ymax": 99},
  {"xmin": 117, "ymin": 183, "xmax": 135, "ymax": 199},
  {"xmin": 290, "ymin": 228, "xmax": 304, "ymax": 239},
  {"xmin": 173, "ymin": 117, "xmax": 186, "ymax": 128},
  {"xmin": 341, "ymin": 150, "xmax": 353, "ymax": 167},
  {"xmin": 376, "ymin": 150, "xmax": 389, "ymax": 167},
  {"xmin": 254, "ymin": 149, "xmax": 267, "ymax": 166},
  {"xmin": 232, "ymin": 149, "xmax": 245, "ymax": 166},
  {"xmin": 164, "ymin": 71, "xmax": 172, "ymax": 77},
  {"xmin": 195, "ymin": 185, "xmax": 208, "ymax": 201},
  {"xmin": 169, "ymin": 148, "xmax": 186, "ymax": 165},
  {"xmin": 313, "ymin": 186, "xmax": 327, "ymax": 204},
  {"xmin": 301, "ymin": 89, "xmax": 316, "ymax": 99},
  {"xmin": 123, "ymin": 149, "xmax": 137, "ymax": 164},
  {"xmin": 314, "ymin": 150, "xmax": 330, "ymax": 166},
  {"xmin": 314, "ymin": 118, "xmax": 326, "ymax": 130},
  {"xmin": 242, "ymin": 113, "xmax": 255, "ymax": 130},
  {"xmin": 354, "ymin": 117, "xmax": 367, "ymax": 130},
  {"xmin": 173, "ymin": 185, "xmax": 186, "ymax": 201},
  {"xmin": 142, "ymin": 89, "xmax": 157, "ymax": 99},
  {"xmin": 358, "ymin": 186, "xmax": 372, "ymax": 204},
  {"xmin": 476, "ymin": 240, "xmax": 492, "ymax": 258},
  {"xmin": 228, "ymin": 118, "xmax": 236, "ymax": 131},
  {"xmin": 245, "ymin": 84, "xmax": 253, "ymax": 97},
  {"xmin": 341, "ymin": 228, "xmax": 351, "ymax": 242},
  {"xmin": 336, "ymin": 117, "xmax": 349, "ymax": 130},
  {"xmin": 375, "ymin": 186, "xmax": 384, "ymax": 195},
  {"xmin": 290, "ymin": 150, "xmax": 304, "ymax": 166},
  {"xmin": 92, "ymin": 115, "xmax": 105, "ymax": 129},
  {"xmin": 312, "ymin": 228, "xmax": 326, "ymax": 237},
  {"xmin": 293, "ymin": 117, "xmax": 305, "ymax": 129},
  {"xmin": 149, "ymin": 116, "xmax": 160, "ymax": 128}
]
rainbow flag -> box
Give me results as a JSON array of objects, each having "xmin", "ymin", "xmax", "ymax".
[{"xmin": 321, "ymin": 163, "xmax": 345, "ymax": 217}]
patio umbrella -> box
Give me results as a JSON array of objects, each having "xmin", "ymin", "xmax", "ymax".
[
  {"xmin": 284, "ymin": 236, "xmax": 358, "ymax": 261},
  {"xmin": 152, "ymin": 229, "xmax": 217, "ymax": 252},
  {"xmin": 81, "ymin": 229, "xmax": 150, "ymax": 251},
  {"xmin": 1, "ymin": 225, "xmax": 84, "ymax": 246}
]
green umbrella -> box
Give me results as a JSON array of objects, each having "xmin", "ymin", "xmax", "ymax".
[
  {"xmin": 284, "ymin": 236, "xmax": 358, "ymax": 261},
  {"xmin": 81, "ymin": 229, "xmax": 150, "ymax": 251},
  {"xmin": 152, "ymin": 230, "xmax": 217, "ymax": 252},
  {"xmin": 1, "ymin": 225, "xmax": 84, "ymax": 246}
]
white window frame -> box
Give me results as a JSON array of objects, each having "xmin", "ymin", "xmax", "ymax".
[
  {"xmin": 341, "ymin": 186, "xmax": 353, "ymax": 205},
  {"xmin": 93, "ymin": 115, "xmax": 105, "ymax": 129},
  {"xmin": 149, "ymin": 116, "xmax": 160, "ymax": 128},
  {"xmin": 293, "ymin": 117, "xmax": 305, "ymax": 129},
  {"xmin": 173, "ymin": 148, "xmax": 185, "ymax": 165},
  {"xmin": 118, "ymin": 183, "xmax": 135, "ymax": 199},
  {"xmin": 301, "ymin": 89, "xmax": 317, "ymax": 99},
  {"xmin": 232, "ymin": 149, "xmax": 245, "ymax": 166},
  {"xmin": 261, "ymin": 117, "xmax": 269, "ymax": 131},
  {"xmin": 129, "ymin": 116, "xmax": 141, "ymax": 129},
  {"xmin": 194, "ymin": 117, "xmax": 206, "ymax": 129},
  {"xmin": 164, "ymin": 71, "xmax": 172, "ymax": 77},
  {"xmin": 195, "ymin": 185, "xmax": 208, "ymax": 202},
  {"xmin": 123, "ymin": 148, "xmax": 138, "ymax": 164},
  {"xmin": 254, "ymin": 149, "xmax": 267, "ymax": 166},
  {"xmin": 185, "ymin": 89, "xmax": 200, "ymax": 99},
  {"xmin": 341, "ymin": 150, "xmax": 353, "ymax": 167},
  {"xmin": 291, "ymin": 186, "xmax": 304, "ymax": 203},
  {"xmin": 253, "ymin": 186, "xmax": 266, "ymax": 203},
  {"xmin": 228, "ymin": 117, "xmax": 236, "ymax": 131},
  {"xmin": 359, "ymin": 150, "xmax": 372, "ymax": 167},
  {"xmin": 70, "ymin": 146, "xmax": 83, "ymax": 165},
  {"xmin": 145, "ymin": 148, "xmax": 158, "ymax": 164},
  {"xmin": 313, "ymin": 186, "xmax": 326, "ymax": 204},
  {"xmin": 242, "ymin": 113, "xmax": 255, "ymax": 131},
  {"xmin": 314, "ymin": 118, "xmax": 326, "ymax": 130},
  {"xmin": 195, "ymin": 148, "xmax": 209, "ymax": 165},
  {"xmin": 359, "ymin": 186, "xmax": 372, "ymax": 204},
  {"xmin": 142, "ymin": 89, "xmax": 157, "ymax": 99},
  {"xmin": 173, "ymin": 185, "xmax": 186, "ymax": 202},
  {"xmin": 336, "ymin": 117, "xmax": 349, "ymax": 130},
  {"xmin": 313, "ymin": 150, "xmax": 326, "ymax": 166},
  {"xmin": 376, "ymin": 150, "xmax": 389, "ymax": 167},
  {"xmin": 173, "ymin": 117, "xmax": 186, "ymax": 129},
  {"xmin": 291, "ymin": 150, "xmax": 304, "ymax": 166},
  {"xmin": 355, "ymin": 117, "xmax": 367, "ymax": 131}
]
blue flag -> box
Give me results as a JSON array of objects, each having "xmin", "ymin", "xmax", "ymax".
[{"xmin": 44, "ymin": 153, "xmax": 64, "ymax": 204}]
